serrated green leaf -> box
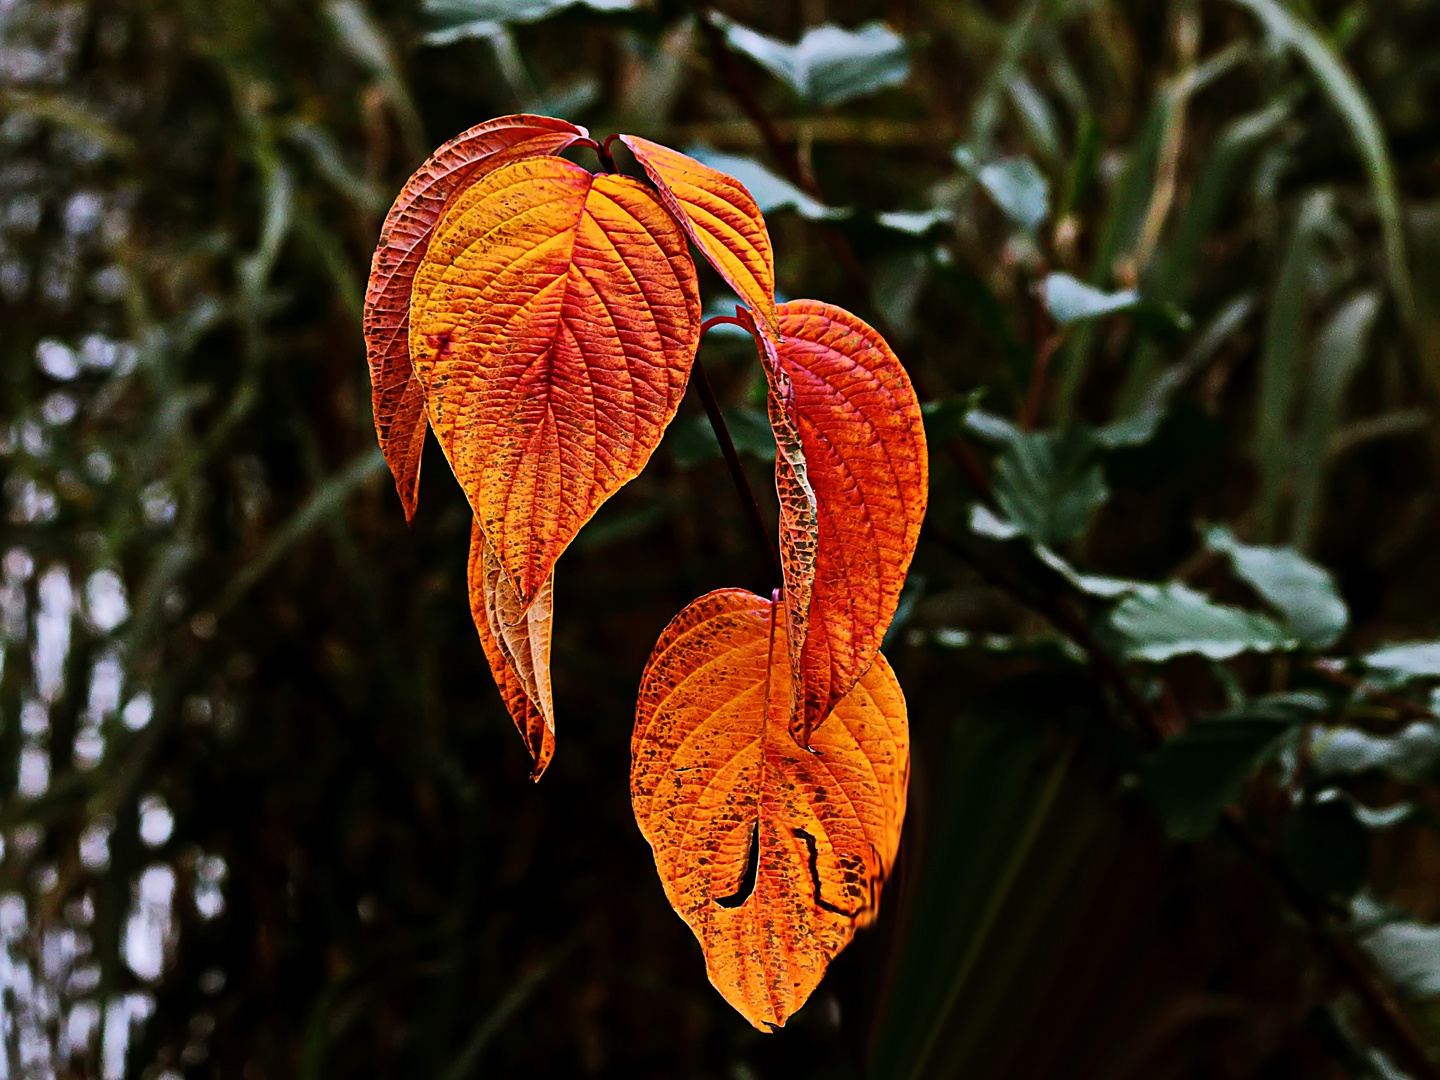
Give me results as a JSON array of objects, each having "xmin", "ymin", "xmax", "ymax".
[
  {"xmin": 1110, "ymin": 583, "xmax": 1295, "ymax": 662},
  {"xmin": 1203, "ymin": 524, "xmax": 1348, "ymax": 647}
]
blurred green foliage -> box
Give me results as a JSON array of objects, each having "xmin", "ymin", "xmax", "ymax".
[{"xmin": 5, "ymin": 0, "xmax": 1440, "ymax": 1077}]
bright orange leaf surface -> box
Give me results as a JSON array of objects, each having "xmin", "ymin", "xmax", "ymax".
[
  {"xmin": 619, "ymin": 136, "xmax": 778, "ymax": 335},
  {"xmin": 468, "ymin": 518, "xmax": 556, "ymax": 779},
  {"xmin": 363, "ymin": 114, "xmax": 588, "ymax": 522},
  {"xmin": 410, "ymin": 155, "xmax": 701, "ymax": 604},
  {"xmin": 631, "ymin": 589, "xmax": 909, "ymax": 1030},
  {"xmin": 772, "ymin": 300, "xmax": 928, "ymax": 745}
]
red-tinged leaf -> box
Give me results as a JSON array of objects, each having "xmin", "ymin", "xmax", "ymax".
[
  {"xmin": 773, "ymin": 300, "xmax": 928, "ymax": 744},
  {"xmin": 619, "ymin": 136, "xmax": 778, "ymax": 335},
  {"xmin": 734, "ymin": 305, "xmax": 818, "ymax": 745},
  {"xmin": 631, "ymin": 588, "xmax": 909, "ymax": 1030},
  {"xmin": 410, "ymin": 155, "xmax": 701, "ymax": 604},
  {"xmin": 364, "ymin": 114, "xmax": 589, "ymax": 522},
  {"xmin": 467, "ymin": 518, "xmax": 556, "ymax": 780}
]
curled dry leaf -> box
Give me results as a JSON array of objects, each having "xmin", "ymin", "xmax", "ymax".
[
  {"xmin": 468, "ymin": 519, "xmax": 556, "ymax": 780},
  {"xmin": 631, "ymin": 588, "xmax": 909, "ymax": 1030},
  {"xmin": 773, "ymin": 300, "xmax": 927, "ymax": 744},
  {"xmin": 364, "ymin": 114, "xmax": 588, "ymax": 522},
  {"xmin": 734, "ymin": 306, "xmax": 818, "ymax": 745},
  {"xmin": 411, "ymin": 155, "xmax": 701, "ymax": 603},
  {"xmin": 620, "ymin": 136, "xmax": 779, "ymax": 335}
]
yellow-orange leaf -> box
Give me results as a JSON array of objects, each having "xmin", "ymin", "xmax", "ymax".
[
  {"xmin": 364, "ymin": 115, "xmax": 588, "ymax": 522},
  {"xmin": 411, "ymin": 156, "xmax": 701, "ymax": 604},
  {"xmin": 620, "ymin": 136, "xmax": 778, "ymax": 335},
  {"xmin": 631, "ymin": 589, "xmax": 909, "ymax": 1030},
  {"xmin": 774, "ymin": 300, "xmax": 928, "ymax": 745},
  {"xmin": 467, "ymin": 519, "xmax": 556, "ymax": 779}
]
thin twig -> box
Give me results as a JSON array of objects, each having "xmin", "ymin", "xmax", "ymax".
[
  {"xmin": 1310, "ymin": 662, "xmax": 1439, "ymax": 723},
  {"xmin": 692, "ymin": 355, "xmax": 783, "ymax": 589}
]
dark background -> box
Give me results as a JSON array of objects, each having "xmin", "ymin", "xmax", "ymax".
[{"xmin": 4, "ymin": 0, "xmax": 1440, "ymax": 1076}]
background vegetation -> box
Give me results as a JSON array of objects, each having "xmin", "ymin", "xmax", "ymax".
[{"xmin": 4, "ymin": 0, "xmax": 1440, "ymax": 1076}]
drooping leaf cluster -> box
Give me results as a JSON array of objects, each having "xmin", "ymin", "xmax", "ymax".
[{"xmin": 362, "ymin": 115, "xmax": 927, "ymax": 1029}]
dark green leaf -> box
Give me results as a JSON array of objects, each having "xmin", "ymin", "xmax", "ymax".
[
  {"xmin": 1292, "ymin": 290, "xmax": 1382, "ymax": 551},
  {"xmin": 921, "ymin": 391, "xmax": 986, "ymax": 442},
  {"xmin": 1358, "ymin": 911, "xmax": 1440, "ymax": 1000},
  {"xmin": 708, "ymin": 14, "xmax": 910, "ymax": 107},
  {"xmin": 992, "ymin": 428, "xmax": 1107, "ymax": 547},
  {"xmin": 1110, "ymin": 583, "xmax": 1295, "ymax": 662},
  {"xmin": 1142, "ymin": 695, "xmax": 1321, "ymax": 839},
  {"xmin": 1281, "ymin": 795, "xmax": 1370, "ymax": 899},
  {"xmin": 422, "ymin": 0, "xmax": 635, "ymax": 44},
  {"xmin": 1039, "ymin": 272, "xmax": 1138, "ymax": 324},
  {"xmin": 1309, "ymin": 722, "xmax": 1440, "ymax": 782},
  {"xmin": 958, "ymin": 149, "xmax": 1050, "ymax": 232},
  {"xmin": 1203, "ymin": 524, "xmax": 1348, "ymax": 647},
  {"xmin": 1363, "ymin": 642, "xmax": 1440, "ymax": 686}
]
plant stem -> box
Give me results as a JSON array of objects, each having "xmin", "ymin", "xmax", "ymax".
[
  {"xmin": 692, "ymin": 356, "xmax": 783, "ymax": 589},
  {"xmin": 579, "ymin": 137, "xmax": 618, "ymax": 175}
]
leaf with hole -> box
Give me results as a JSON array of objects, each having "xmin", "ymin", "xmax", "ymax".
[
  {"xmin": 363, "ymin": 114, "xmax": 589, "ymax": 521},
  {"xmin": 409, "ymin": 154, "xmax": 701, "ymax": 603},
  {"xmin": 631, "ymin": 588, "xmax": 909, "ymax": 1030}
]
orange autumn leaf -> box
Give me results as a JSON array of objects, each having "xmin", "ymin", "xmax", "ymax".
[
  {"xmin": 467, "ymin": 518, "xmax": 556, "ymax": 779},
  {"xmin": 631, "ymin": 588, "xmax": 909, "ymax": 1030},
  {"xmin": 620, "ymin": 136, "xmax": 778, "ymax": 335},
  {"xmin": 410, "ymin": 155, "xmax": 701, "ymax": 605},
  {"xmin": 773, "ymin": 300, "xmax": 928, "ymax": 745},
  {"xmin": 364, "ymin": 115, "xmax": 589, "ymax": 522}
]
